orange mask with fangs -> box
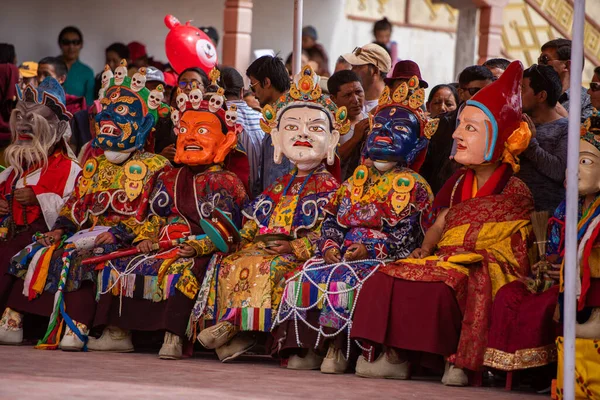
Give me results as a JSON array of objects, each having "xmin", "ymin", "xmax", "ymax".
[{"xmin": 174, "ymin": 107, "xmax": 237, "ymax": 166}]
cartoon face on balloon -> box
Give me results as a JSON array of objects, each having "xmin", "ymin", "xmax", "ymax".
[
  {"xmin": 94, "ymin": 86, "xmax": 155, "ymax": 152},
  {"xmin": 452, "ymin": 105, "xmax": 490, "ymax": 166},
  {"xmin": 366, "ymin": 106, "xmax": 425, "ymax": 165},
  {"xmin": 174, "ymin": 110, "xmax": 236, "ymax": 166},
  {"xmin": 271, "ymin": 106, "xmax": 340, "ymax": 167},
  {"xmin": 164, "ymin": 14, "xmax": 218, "ymax": 75}
]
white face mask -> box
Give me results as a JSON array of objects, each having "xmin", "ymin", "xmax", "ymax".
[
  {"xmin": 373, "ymin": 161, "xmax": 397, "ymax": 172},
  {"xmin": 292, "ymin": 159, "xmax": 323, "ymax": 173},
  {"xmin": 271, "ymin": 106, "xmax": 340, "ymax": 167},
  {"xmin": 104, "ymin": 150, "xmax": 132, "ymax": 164}
]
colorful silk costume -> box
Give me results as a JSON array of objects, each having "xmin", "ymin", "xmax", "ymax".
[
  {"xmin": 197, "ymin": 165, "xmax": 338, "ymax": 332},
  {"xmin": 194, "ymin": 66, "xmax": 348, "ymax": 341},
  {"xmin": 93, "ymin": 72, "xmax": 249, "ymax": 338},
  {"xmin": 0, "ymin": 78, "xmax": 79, "ymax": 312},
  {"xmin": 486, "ymin": 112, "xmax": 600, "ymax": 375},
  {"xmin": 7, "ymin": 65, "xmax": 170, "ymax": 346},
  {"xmin": 351, "ymin": 61, "xmax": 534, "ymax": 375},
  {"xmin": 272, "ymin": 75, "xmax": 437, "ymax": 359}
]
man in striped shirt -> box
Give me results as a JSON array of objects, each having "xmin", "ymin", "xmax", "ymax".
[{"xmin": 222, "ymin": 67, "xmax": 265, "ymax": 198}]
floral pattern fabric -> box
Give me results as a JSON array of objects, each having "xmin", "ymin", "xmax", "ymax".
[
  {"xmin": 96, "ymin": 165, "xmax": 248, "ymax": 302},
  {"xmin": 276, "ymin": 166, "xmax": 433, "ymax": 335},
  {"xmin": 196, "ymin": 165, "xmax": 339, "ymax": 332},
  {"xmin": 380, "ymin": 175, "xmax": 534, "ymax": 371}
]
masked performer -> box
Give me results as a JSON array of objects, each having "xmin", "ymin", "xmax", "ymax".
[
  {"xmin": 271, "ymin": 77, "xmax": 437, "ymax": 374},
  {"xmin": 0, "ymin": 77, "xmax": 80, "ymax": 328},
  {"xmin": 89, "ymin": 73, "xmax": 249, "ymax": 359},
  {"xmin": 350, "ymin": 61, "xmax": 534, "ymax": 385},
  {"xmin": 486, "ymin": 112, "xmax": 600, "ymax": 394},
  {"xmin": 2, "ymin": 61, "xmax": 169, "ymax": 351},
  {"xmin": 554, "ymin": 111, "xmax": 600, "ymax": 398},
  {"xmin": 195, "ymin": 65, "xmax": 347, "ymax": 362}
]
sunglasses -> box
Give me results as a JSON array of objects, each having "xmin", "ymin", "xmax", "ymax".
[
  {"xmin": 248, "ymin": 80, "xmax": 260, "ymax": 93},
  {"xmin": 178, "ymin": 80, "xmax": 203, "ymax": 90},
  {"xmin": 537, "ymin": 54, "xmax": 565, "ymax": 66},
  {"xmin": 60, "ymin": 39, "xmax": 82, "ymax": 46},
  {"xmin": 590, "ymin": 82, "xmax": 600, "ymax": 92},
  {"xmin": 461, "ymin": 87, "xmax": 482, "ymax": 96}
]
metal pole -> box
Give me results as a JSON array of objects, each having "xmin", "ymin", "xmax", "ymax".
[
  {"xmin": 293, "ymin": 0, "xmax": 304, "ymax": 75},
  {"xmin": 563, "ymin": 1, "xmax": 586, "ymax": 399}
]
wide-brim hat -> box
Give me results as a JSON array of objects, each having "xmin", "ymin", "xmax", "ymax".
[
  {"xmin": 342, "ymin": 43, "xmax": 392, "ymax": 74},
  {"xmin": 19, "ymin": 61, "xmax": 38, "ymax": 78},
  {"xmin": 384, "ymin": 60, "xmax": 428, "ymax": 88}
]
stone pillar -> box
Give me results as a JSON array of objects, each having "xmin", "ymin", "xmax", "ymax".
[
  {"xmin": 222, "ymin": 0, "xmax": 253, "ymax": 76},
  {"xmin": 453, "ymin": 7, "xmax": 478, "ymax": 79},
  {"xmin": 474, "ymin": 0, "xmax": 508, "ymax": 65}
]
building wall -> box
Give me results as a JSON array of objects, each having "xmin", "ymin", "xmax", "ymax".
[{"xmin": 0, "ymin": 0, "xmax": 457, "ymax": 89}]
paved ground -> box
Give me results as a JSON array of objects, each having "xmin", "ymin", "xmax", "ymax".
[{"xmin": 0, "ymin": 346, "xmax": 545, "ymax": 399}]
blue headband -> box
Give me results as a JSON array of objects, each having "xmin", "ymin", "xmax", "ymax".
[{"xmin": 466, "ymin": 99, "xmax": 498, "ymax": 162}]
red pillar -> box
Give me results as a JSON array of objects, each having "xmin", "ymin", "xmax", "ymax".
[
  {"xmin": 222, "ymin": 0, "xmax": 253, "ymax": 75},
  {"xmin": 474, "ymin": 0, "xmax": 508, "ymax": 64}
]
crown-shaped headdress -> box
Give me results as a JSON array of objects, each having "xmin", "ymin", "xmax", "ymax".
[
  {"xmin": 260, "ymin": 65, "xmax": 350, "ymax": 135},
  {"xmin": 170, "ymin": 67, "xmax": 242, "ymax": 135},
  {"xmin": 581, "ymin": 109, "xmax": 600, "ymax": 150},
  {"xmin": 376, "ymin": 76, "xmax": 439, "ymax": 140},
  {"xmin": 17, "ymin": 77, "xmax": 72, "ymax": 122},
  {"xmin": 99, "ymin": 60, "xmax": 169, "ymax": 123}
]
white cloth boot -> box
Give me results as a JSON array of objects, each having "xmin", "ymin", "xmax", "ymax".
[
  {"xmin": 87, "ymin": 326, "xmax": 134, "ymax": 352},
  {"xmin": 0, "ymin": 308, "xmax": 23, "ymax": 345},
  {"xmin": 320, "ymin": 343, "xmax": 348, "ymax": 374},
  {"xmin": 159, "ymin": 331, "xmax": 183, "ymax": 360},
  {"xmin": 355, "ymin": 347, "xmax": 410, "ymax": 379},
  {"xmin": 59, "ymin": 321, "xmax": 90, "ymax": 351},
  {"xmin": 287, "ymin": 348, "xmax": 323, "ymax": 370}
]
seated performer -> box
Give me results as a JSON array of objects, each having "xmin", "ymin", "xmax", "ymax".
[
  {"xmin": 271, "ymin": 77, "xmax": 438, "ymax": 374},
  {"xmin": 3, "ymin": 60, "xmax": 170, "ymax": 351},
  {"xmin": 486, "ymin": 111, "xmax": 600, "ymax": 389},
  {"xmin": 350, "ymin": 61, "xmax": 534, "ymax": 385},
  {"xmin": 195, "ymin": 65, "xmax": 348, "ymax": 362},
  {"xmin": 90, "ymin": 71, "xmax": 249, "ymax": 359},
  {"xmin": 0, "ymin": 77, "xmax": 80, "ymax": 325},
  {"xmin": 555, "ymin": 110, "xmax": 600, "ymax": 398}
]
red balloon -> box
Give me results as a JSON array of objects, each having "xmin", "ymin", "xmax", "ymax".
[{"xmin": 164, "ymin": 14, "xmax": 218, "ymax": 75}]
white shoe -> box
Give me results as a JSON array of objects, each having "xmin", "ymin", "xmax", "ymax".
[
  {"xmin": 355, "ymin": 348, "xmax": 410, "ymax": 380},
  {"xmin": 576, "ymin": 307, "xmax": 600, "ymax": 339},
  {"xmin": 159, "ymin": 331, "xmax": 183, "ymax": 360},
  {"xmin": 87, "ymin": 326, "xmax": 134, "ymax": 352},
  {"xmin": 320, "ymin": 344, "xmax": 348, "ymax": 374},
  {"xmin": 215, "ymin": 333, "xmax": 256, "ymax": 362},
  {"xmin": 287, "ymin": 349, "xmax": 323, "ymax": 370},
  {"xmin": 0, "ymin": 308, "xmax": 23, "ymax": 345},
  {"xmin": 59, "ymin": 321, "xmax": 89, "ymax": 352},
  {"xmin": 198, "ymin": 321, "xmax": 238, "ymax": 349},
  {"xmin": 442, "ymin": 362, "xmax": 468, "ymax": 386}
]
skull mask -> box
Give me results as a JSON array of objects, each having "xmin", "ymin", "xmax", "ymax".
[
  {"xmin": 170, "ymin": 108, "xmax": 180, "ymax": 126},
  {"xmin": 176, "ymin": 91, "xmax": 189, "ymax": 113},
  {"xmin": 225, "ymin": 107, "xmax": 238, "ymax": 128},
  {"xmin": 209, "ymin": 94, "xmax": 224, "ymax": 113},
  {"xmin": 114, "ymin": 60, "xmax": 128, "ymax": 85},
  {"xmin": 101, "ymin": 65, "xmax": 113, "ymax": 88},
  {"xmin": 131, "ymin": 68, "xmax": 147, "ymax": 92},
  {"xmin": 148, "ymin": 84, "xmax": 165, "ymax": 110},
  {"xmin": 189, "ymin": 85, "xmax": 203, "ymax": 110}
]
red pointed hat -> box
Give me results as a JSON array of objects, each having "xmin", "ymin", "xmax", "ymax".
[{"xmin": 466, "ymin": 60, "xmax": 523, "ymax": 163}]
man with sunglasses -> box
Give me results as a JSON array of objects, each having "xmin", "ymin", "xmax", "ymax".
[
  {"xmin": 588, "ymin": 66, "xmax": 600, "ymax": 110},
  {"xmin": 58, "ymin": 26, "xmax": 94, "ymax": 106},
  {"xmin": 539, "ymin": 38, "xmax": 593, "ymax": 122},
  {"xmin": 246, "ymin": 55, "xmax": 291, "ymax": 190},
  {"xmin": 518, "ymin": 64, "xmax": 568, "ymax": 212}
]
